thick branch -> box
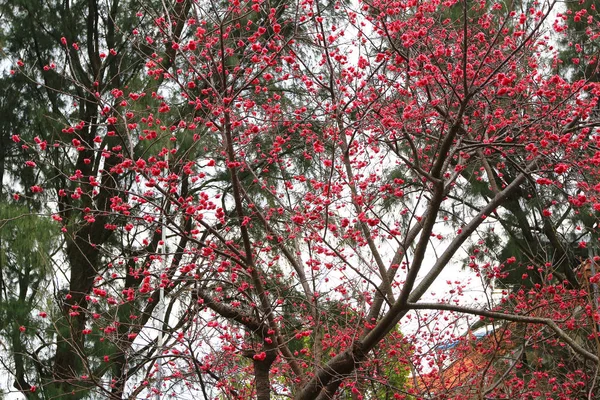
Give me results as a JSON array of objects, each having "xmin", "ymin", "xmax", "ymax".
[{"xmin": 407, "ymin": 302, "xmax": 599, "ymax": 364}]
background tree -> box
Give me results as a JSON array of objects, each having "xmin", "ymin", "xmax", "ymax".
[
  {"xmin": 559, "ymin": 0, "xmax": 600, "ymax": 82},
  {"xmin": 0, "ymin": 0, "xmax": 190, "ymax": 397}
]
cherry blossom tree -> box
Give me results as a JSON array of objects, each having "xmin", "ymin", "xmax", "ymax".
[{"xmin": 3, "ymin": 0, "xmax": 600, "ymax": 399}]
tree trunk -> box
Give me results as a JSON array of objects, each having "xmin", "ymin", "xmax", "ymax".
[
  {"xmin": 53, "ymin": 230, "xmax": 99, "ymax": 396},
  {"xmin": 254, "ymin": 359, "xmax": 273, "ymax": 400}
]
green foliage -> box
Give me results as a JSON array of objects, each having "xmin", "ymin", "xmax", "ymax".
[
  {"xmin": 558, "ymin": 0, "xmax": 600, "ymax": 82},
  {"xmin": 0, "ymin": 202, "xmax": 58, "ymax": 396}
]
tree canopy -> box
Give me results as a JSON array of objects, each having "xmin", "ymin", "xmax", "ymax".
[{"xmin": 1, "ymin": 0, "xmax": 600, "ymax": 399}]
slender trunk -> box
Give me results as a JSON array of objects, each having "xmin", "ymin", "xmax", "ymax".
[
  {"xmin": 254, "ymin": 359, "xmax": 272, "ymax": 400},
  {"xmin": 53, "ymin": 239, "xmax": 98, "ymax": 395}
]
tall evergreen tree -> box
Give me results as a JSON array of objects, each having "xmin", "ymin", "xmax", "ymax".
[
  {"xmin": 0, "ymin": 0, "xmax": 188, "ymax": 396},
  {"xmin": 558, "ymin": 0, "xmax": 600, "ymax": 82}
]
